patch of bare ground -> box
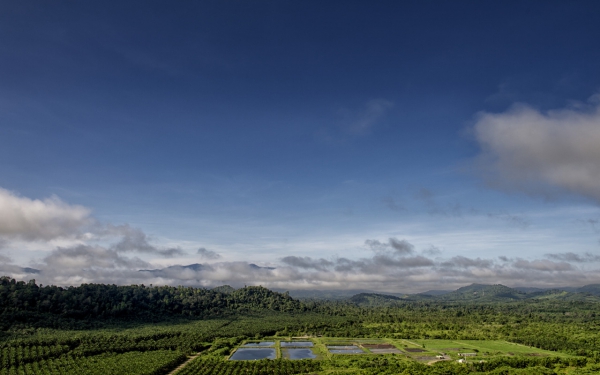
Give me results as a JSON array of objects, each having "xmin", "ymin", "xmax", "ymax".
[
  {"xmin": 168, "ymin": 353, "xmax": 202, "ymax": 375},
  {"xmin": 363, "ymin": 344, "xmax": 395, "ymax": 349},
  {"xmin": 404, "ymin": 348, "xmax": 427, "ymax": 353},
  {"xmin": 369, "ymin": 348, "xmax": 403, "ymax": 354},
  {"xmin": 414, "ymin": 356, "xmax": 436, "ymax": 362}
]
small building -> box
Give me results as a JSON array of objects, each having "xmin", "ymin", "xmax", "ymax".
[
  {"xmin": 457, "ymin": 359, "xmax": 467, "ymax": 364},
  {"xmin": 436, "ymin": 355, "xmax": 444, "ymax": 359},
  {"xmin": 459, "ymin": 353, "xmax": 477, "ymax": 357}
]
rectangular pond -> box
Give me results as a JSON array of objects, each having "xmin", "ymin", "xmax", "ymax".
[
  {"xmin": 242, "ymin": 341, "xmax": 275, "ymax": 347},
  {"xmin": 328, "ymin": 345, "xmax": 364, "ymax": 354},
  {"xmin": 281, "ymin": 341, "xmax": 313, "ymax": 347},
  {"xmin": 327, "ymin": 345, "xmax": 360, "ymax": 350},
  {"xmin": 282, "ymin": 348, "xmax": 317, "ymax": 360},
  {"xmin": 230, "ymin": 348, "xmax": 277, "ymax": 360}
]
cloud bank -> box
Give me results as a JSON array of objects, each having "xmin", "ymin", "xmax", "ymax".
[
  {"xmin": 1, "ymin": 234, "xmax": 597, "ymax": 293},
  {"xmin": 474, "ymin": 97, "xmax": 600, "ymax": 202},
  {"xmin": 1, "ymin": 188, "xmax": 599, "ymax": 292}
]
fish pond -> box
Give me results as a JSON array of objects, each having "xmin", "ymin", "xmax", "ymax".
[
  {"xmin": 327, "ymin": 345, "xmax": 364, "ymax": 354},
  {"xmin": 229, "ymin": 348, "xmax": 276, "ymax": 360},
  {"xmin": 282, "ymin": 348, "xmax": 318, "ymax": 360},
  {"xmin": 280, "ymin": 341, "xmax": 313, "ymax": 347},
  {"xmin": 242, "ymin": 341, "xmax": 275, "ymax": 347}
]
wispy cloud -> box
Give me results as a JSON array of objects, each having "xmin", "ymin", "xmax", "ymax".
[
  {"xmin": 486, "ymin": 212, "xmax": 530, "ymax": 229},
  {"xmin": 381, "ymin": 196, "xmax": 405, "ymax": 212},
  {"xmin": 110, "ymin": 227, "xmax": 185, "ymax": 257},
  {"xmin": 546, "ymin": 252, "xmax": 600, "ymax": 263},
  {"xmin": 317, "ymin": 98, "xmax": 393, "ymax": 142},
  {"xmin": 280, "ymin": 256, "xmax": 333, "ymax": 271},
  {"xmin": 414, "ymin": 188, "xmax": 464, "ymax": 217},
  {"xmin": 197, "ymin": 247, "xmax": 221, "ymax": 260},
  {"xmin": 345, "ymin": 99, "xmax": 394, "ymax": 135}
]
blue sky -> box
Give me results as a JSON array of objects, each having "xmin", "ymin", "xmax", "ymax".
[{"xmin": 1, "ymin": 1, "xmax": 600, "ymax": 292}]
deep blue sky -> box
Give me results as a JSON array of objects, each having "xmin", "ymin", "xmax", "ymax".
[{"xmin": 1, "ymin": 1, "xmax": 600, "ymax": 291}]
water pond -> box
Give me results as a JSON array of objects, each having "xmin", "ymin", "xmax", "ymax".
[
  {"xmin": 328, "ymin": 345, "xmax": 364, "ymax": 354},
  {"xmin": 229, "ymin": 348, "xmax": 276, "ymax": 360},
  {"xmin": 281, "ymin": 341, "xmax": 313, "ymax": 347},
  {"xmin": 242, "ymin": 341, "xmax": 275, "ymax": 347},
  {"xmin": 282, "ymin": 348, "xmax": 317, "ymax": 360},
  {"xmin": 327, "ymin": 345, "xmax": 359, "ymax": 350}
]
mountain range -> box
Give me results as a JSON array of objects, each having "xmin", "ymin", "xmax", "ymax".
[{"xmin": 345, "ymin": 283, "xmax": 600, "ymax": 306}]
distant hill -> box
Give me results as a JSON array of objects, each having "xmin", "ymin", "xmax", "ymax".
[
  {"xmin": 418, "ymin": 289, "xmax": 451, "ymax": 296},
  {"xmin": 346, "ymin": 283, "xmax": 600, "ymax": 305},
  {"xmin": 349, "ymin": 293, "xmax": 404, "ymax": 306},
  {"xmin": 21, "ymin": 267, "xmax": 40, "ymax": 274},
  {"xmin": 513, "ymin": 287, "xmax": 548, "ymax": 293},
  {"xmin": 576, "ymin": 284, "xmax": 600, "ymax": 296},
  {"xmin": 281, "ymin": 289, "xmax": 382, "ymax": 300},
  {"xmin": 139, "ymin": 263, "xmax": 207, "ymax": 277},
  {"xmin": 512, "ymin": 285, "xmax": 600, "ymax": 296},
  {"xmin": 437, "ymin": 283, "xmax": 527, "ymax": 301}
]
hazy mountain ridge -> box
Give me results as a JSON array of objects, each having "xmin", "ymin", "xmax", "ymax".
[{"xmin": 346, "ymin": 283, "xmax": 600, "ymax": 305}]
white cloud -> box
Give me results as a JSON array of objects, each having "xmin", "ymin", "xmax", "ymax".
[
  {"xmin": 473, "ymin": 96, "xmax": 600, "ymax": 202},
  {"xmin": 0, "ymin": 188, "xmax": 92, "ymax": 241}
]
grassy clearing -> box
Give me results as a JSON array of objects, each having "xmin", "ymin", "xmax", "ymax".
[{"xmin": 411, "ymin": 339, "xmax": 572, "ymax": 358}]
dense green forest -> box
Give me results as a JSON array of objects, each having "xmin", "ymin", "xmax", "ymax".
[
  {"xmin": 2, "ymin": 277, "xmax": 600, "ymax": 374},
  {"xmin": 0, "ymin": 276, "xmax": 306, "ymax": 329}
]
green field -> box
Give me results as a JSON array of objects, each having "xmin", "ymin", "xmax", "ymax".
[{"xmin": 409, "ymin": 339, "xmax": 572, "ymax": 359}]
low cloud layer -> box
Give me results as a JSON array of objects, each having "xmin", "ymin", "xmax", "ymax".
[
  {"xmin": 473, "ymin": 97, "xmax": 600, "ymax": 202},
  {"xmin": 1, "ymin": 188, "xmax": 600, "ymax": 292},
  {"xmin": 2, "ymin": 235, "xmax": 596, "ymax": 292}
]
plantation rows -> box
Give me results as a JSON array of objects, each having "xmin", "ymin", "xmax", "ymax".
[
  {"xmin": 175, "ymin": 358, "xmax": 321, "ymax": 375},
  {"xmin": 0, "ymin": 350, "xmax": 186, "ymax": 375},
  {"xmin": 1, "ymin": 345, "xmax": 70, "ymax": 368}
]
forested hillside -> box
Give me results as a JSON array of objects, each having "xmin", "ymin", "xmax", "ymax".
[
  {"xmin": 347, "ymin": 284, "xmax": 600, "ymax": 306},
  {"xmin": 0, "ymin": 277, "xmax": 305, "ymax": 329}
]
